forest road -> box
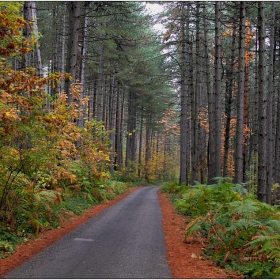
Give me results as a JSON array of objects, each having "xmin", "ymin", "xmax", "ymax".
[{"xmin": 5, "ymin": 186, "xmax": 172, "ymax": 279}]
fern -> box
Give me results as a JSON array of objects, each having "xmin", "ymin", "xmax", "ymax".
[
  {"xmin": 226, "ymin": 218, "xmax": 261, "ymax": 234},
  {"xmin": 248, "ymin": 234, "xmax": 280, "ymax": 259},
  {"xmin": 228, "ymin": 200, "xmax": 259, "ymax": 219},
  {"xmin": 265, "ymin": 219, "xmax": 280, "ymax": 233},
  {"xmin": 184, "ymin": 215, "xmax": 206, "ymax": 241}
]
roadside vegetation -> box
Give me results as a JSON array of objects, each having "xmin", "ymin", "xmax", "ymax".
[
  {"xmin": 0, "ymin": 3, "xmax": 136, "ymax": 259},
  {"xmin": 162, "ymin": 179, "xmax": 280, "ymax": 278}
]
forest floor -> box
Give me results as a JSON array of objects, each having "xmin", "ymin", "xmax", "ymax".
[{"xmin": 0, "ymin": 186, "xmax": 243, "ymax": 278}]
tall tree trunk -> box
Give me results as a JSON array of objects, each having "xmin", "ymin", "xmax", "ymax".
[
  {"xmin": 109, "ymin": 75, "xmax": 117, "ymax": 175},
  {"xmin": 190, "ymin": 3, "xmax": 199, "ymax": 184},
  {"xmin": 125, "ymin": 90, "xmax": 137, "ymax": 172},
  {"xmin": 248, "ymin": 30, "xmax": 259, "ymax": 188},
  {"xmin": 223, "ymin": 5, "xmax": 237, "ymax": 177},
  {"xmin": 203, "ymin": 4, "xmax": 212, "ymax": 183},
  {"xmin": 138, "ymin": 108, "xmax": 144, "ymax": 177},
  {"xmin": 209, "ymin": 2, "xmax": 222, "ymax": 182},
  {"xmin": 190, "ymin": 40, "xmax": 197, "ymax": 184},
  {"xmin": 96, "ymin": 23, "xmax": 104, "ymax": 121},
  {"xmin": 144, "ymin": 113, "xmax": 152, "ymax": 182},
  {"xmin": 194, "ymin": 3, "xmax": 205, "ymax": 183},
  {"xmin": 266, "ymin": 2, "xmax": 275, "ymax": 204},
  {"xmin": 179, "ymin": 2, "xmax": 189, "ymax": 185},
  {"xmin": 60, "ymin": 3, "xmax": 67, "ymax": 92},
  {"xmin": 243, "ymin": 22, "xmax": 250, "ymax": 180},
  {"xmin": 115, "ymin": 85, "xmax": 125, "ymax": 170},
  {"xmin": 275, "ymin": 87, "xmax": 280, "ymax": 184},
  {"xmin": 65, "ymin": 1, "xmax": 81, "ymax": 104},
  {"xmin": 51, "ymin": 6, "xmax": 59, "ymax": 97},
  {"xmin": 257, "ymin": 1, "xmax": 267, "ymax": 202},
  {"xmin": 23, "ymin": 1, "xmax": 42, "ymax": 75},
  {"xmin": 79, "ymin": 1, "xmax": 91, "ymax": 127},
  {"xmin": 234, "ymin": 1, "xmax": 246, "ymax": 184}
]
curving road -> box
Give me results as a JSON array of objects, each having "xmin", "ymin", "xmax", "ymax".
[{"xmin": 5, "ymin": 186, "xmax": 172, "ymax": 279}]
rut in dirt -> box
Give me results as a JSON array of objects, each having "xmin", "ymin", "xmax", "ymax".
[{"xmin": 5, "ymin": 186, "xmax": 171, "ymax": 279}]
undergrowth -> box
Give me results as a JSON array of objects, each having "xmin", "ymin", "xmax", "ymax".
[{"xmin": 162, "ymin": 178, "xmax": 280, "ymax": 278}]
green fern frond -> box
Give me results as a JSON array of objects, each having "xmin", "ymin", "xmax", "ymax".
[
  {"xmin": 268, "ymin": 219, "xmax": 280, "ymax": 231},
  {"xmin": 226, "ymin": 218, "xmax": 261, "ymax": 233},
  {"xmin": 255, "ymin": 201, "xmax": 278, "ymax": 217},
  {"xmin": 250, "ymin": 234, "xmax": 280, "ymax": 261},
  {"xmin": 231, "ymin": 184, "xmax": 248, "ymax": 196},
  {"xmin": 184, "ymin": 215, "xmax": 206, "ymax": 241},
  {"xmin": 228, "ymin": 200, "xmax": 259, "ymax": 218},
  {"xmin": 247, "ymin": 234, "xmax": 280, "ymax": 257},
  {"xmin": 211, "ymin": 177, "xmax": 233, "ymax": 184}
]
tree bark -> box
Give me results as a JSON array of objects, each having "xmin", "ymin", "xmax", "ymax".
[
  {"xmin": 138, "ymin": 107, "xmax": 144, "ymax": 177},
  {"xmin": 275, "ymin": 88, "xmax": 280, "ymax": 184},
  {"xmin": 179, "ymin": 2, "xmax": 189, "ymax": 185},
  {"xmin": 65, "ymin": 1, "xmax": 81, "ymax": 104},
  {"xmin": 209, "ymin": 2, "xmax": 222, "ymax": 182},
  {"xmin": 223, "ymin": 4, "xmax": 237, "ymax": 177},
  {"xmin": 23, "ymin": 1, "xmax": 43, "ymax": 75},
  {"xmin": 257, "ymin": 1, "xmax": 267, "ymax": 202},
  {"xmin": 125, "ymin": 90, "xmax": 137, "ymax": 172},
  {"xmin": 145, "ymin": 113, "xmax": 152, "ymax": 182},
  {"xmin": 60, "ymin": 3, "xmax": 67, "ymax": 92},
  {"xmin": 234, "ymin": 2, "xmax": 246, "ymax": 184},
  {"xmin": 109, "ymin": 75, "xmax": 117, "ymax": 175},
  {"xmin": 266, "ymin": 2, "xmax": 275, "ymax": 204},
  {"xmin": 115, "ymin": 85, "xmax": 125, "ymax": 170},
  {"xmin": 79, "ymin": 1, "xmax": 91, "ymax": 127}
]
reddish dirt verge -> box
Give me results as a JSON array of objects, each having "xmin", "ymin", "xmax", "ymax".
[
  {"xmin": 158, "ymin": 190, "xmax": 243, "ymax": 279},
  {"xmin": 0, "ymin": 187, "xmax": 243, "ymax": 278}
]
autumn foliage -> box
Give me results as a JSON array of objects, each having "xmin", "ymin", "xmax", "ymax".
[{"xmin": 0, "ymin": 3, "xmax": 128, "ymax": 257}]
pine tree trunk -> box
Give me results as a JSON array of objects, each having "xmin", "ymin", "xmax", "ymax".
[
  {"xmin": 79, "ymin": 1, "xmax": 91, "ymax": 127},
  {"xmin": 65, "ymin": 1, "xmax": 81, "ymax": 104},
  {"xmin": 109, "ymin": 75, "xmax": 117, "ymax": 175},
  {"xmin": 115, "ymin": 86, "xmax": 124, "ymax": 170},
  {"xmin": 51, "ymin": 7, "xmax": 59, "ymax": 97},
  {"xmin": 202, "ymin": 5, "xmax": 212, "ymax": 184},
  {"xmin": 209, "ymin": 2, "xmax": 222, "ymax": 182},
  {"xmin": 248, "ymin": 33, "xmax": 259, "ymax": 187},
  {"xmin": 266, "ymin": 2, "xmax": 275, "ymax": 204},
  {"xmin": 243, "ymin": 22, "xmax": 250, "ymax": 180},
  {"xmin": 179, "ymin": 2, "xmax": 189, "ymax": 185},
  {"xmin": 223, "ymin": 5, "xmax": 237, "ymax": 177},
  {"xmin": 145, "ymin": 114, "xmax": 152, "ymax": 182},
  {"xmin": 30, "ymin": 2, "xmax": 43, "ymax": 76},
  {"xmin": 275, "ymin": 88, "xmax": 280, "ymax": 185},
  {"xmin": 138, "ymin": 108, "xmax": 144, "ymax": 177},
  {"xmin": 23, "ymin": 1, "xmax": 42, "ymax": 75},
  {"xmin": 96, "ymin": 46, "xmax": 104, "ymax": 121},
  {"xmin": 60, "ymin": 3, "xmax": 67, "ymax": 92},
  {"xmin": 234, "ymin": 2, "xmax": 246, "ymax": 184},
  {"xmin": 257, "ymin": 1, "xmax": 268, "ymax": 202},
  {"xmin": 125, "ymin": 90, "xmax": 137, "ymax": 172},
  {"xmin": 190, "ymin": 40, "xmax": 197, "ymax": 184},
  {"xmin": 196, "ymin": 3, "xmax": 206, "ymax": 183}
]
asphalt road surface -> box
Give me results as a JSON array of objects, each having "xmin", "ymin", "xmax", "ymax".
[{"xmin": 5, "ymin": 186, "xmax": 172, "ymax": 279}]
